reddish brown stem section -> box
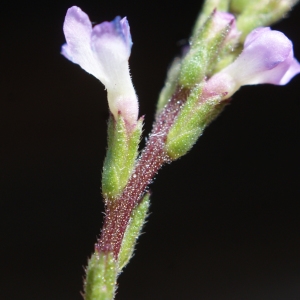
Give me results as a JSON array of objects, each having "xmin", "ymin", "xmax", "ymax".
[{"xmin": 96, "ymin": 88, "xmax": 189, "ymax": 258}]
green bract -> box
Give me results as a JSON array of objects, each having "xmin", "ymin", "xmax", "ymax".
[
  {"xmin": 179, "ymin": 10, "xmax": 233, "ymax": 88},
  {"xmin": 118, "ymin": 193, "xmax": 150, "ymax": 270},
  {"xmin": 84, "ymin": 252, "xmax": 117, "ymax": 300},
  {"xmin": 165, "ymin": 85, "xmax": 226, "ymax": 160},
  {"xmin": 102, "ymin": 116, "xmax": 142, "ymax": 200},
  {"xmin": 156, "ymin": 58, "xmax": 181, "ymax": 115}
]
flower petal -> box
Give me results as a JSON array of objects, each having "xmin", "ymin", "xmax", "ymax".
[
  {"xmin": 62, "ymin": 6, "xmax": 106, "ymax": 81},
  {"xmin": 91, "ymin": 16, "xmax": 138, "ymax": 122},
  {"xmin": 120, "ymin": 17, "xmax": 133, "ymax": 53},
  {"xmin": 243, "ymin": 27, "xmax": 271, "ymax": 48},
  {"xmin": 279, "ymin": 53, "xmax": 300, "ymax": 85},
  {"xmin": 227, "ymin": 29, "xmax": 293, "ymax": 85},
  {"xmin": 204, "ymin": 27, "xmax": 300, "ymax": 100}
]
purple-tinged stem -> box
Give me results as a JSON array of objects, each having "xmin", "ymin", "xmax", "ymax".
[{"xmin": 96, "ymin": 88, "xmax": 189, "ymax": 258}]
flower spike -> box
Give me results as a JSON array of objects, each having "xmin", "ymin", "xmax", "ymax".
[{"xmin": 62, "ymin": 6, "xmax": 138, "ymax": 126}]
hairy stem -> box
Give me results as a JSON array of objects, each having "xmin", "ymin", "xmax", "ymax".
[{"xmin": 96, "ymin": 88, "xmax": 189, "ymax": 258}]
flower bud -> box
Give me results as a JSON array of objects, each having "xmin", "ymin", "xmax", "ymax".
[
  {"xmin": 179, "ymin": 10, "xmax": 237, "ymax": 88},
  {"xmin": 193, "ymin": 0, "xmax": 231, "ymax": 34}
]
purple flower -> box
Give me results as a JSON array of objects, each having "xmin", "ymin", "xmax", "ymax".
[
  {"xmin": 62, "ymin": 6, "xmax": 138, "ymax": 126},
  {"xmin": 204, "ymin": 27, "xmax": 300, "ymax": 99}
]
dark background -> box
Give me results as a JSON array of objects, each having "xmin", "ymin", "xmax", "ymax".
[{"xmin": 1, "ymin": 0, "xmax": 300, "ymax": 299}]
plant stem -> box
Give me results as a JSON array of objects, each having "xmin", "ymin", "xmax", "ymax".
[{"xmin": 96, "ymin": 88, "xmax": 189, "ymax": 258}]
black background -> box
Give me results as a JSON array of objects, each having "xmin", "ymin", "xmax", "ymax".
[{"xmin": 1, "ymin": 0, "xmax": 300, "ymax": 299}]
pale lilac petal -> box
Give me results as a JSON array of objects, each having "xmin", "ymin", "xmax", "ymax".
[
  {"xmin": 255, "ymin": 51, "xmax": 294, "ymax": 85},
  {"xmin": 91, "ymin": 17, "xmax": 138, "ymax": 122},
  {"xmin": 244, "ymin": 27, "xmax": 271, "ymax": 48},
  {"xmin": 62, "ymin": 6, "xmax": 104, "ymax": 80},
  {"xmin": 280, "ymin": 55, "xmax": 300, "ymax": 84},
  {"xmin": 227, "ymin": 30, "xmax": 292, "ymax": 85},
  {"xmin": 204, "ymin": 27, "xmax": 300, "ymax": 100},
  {"xmin": 91, "ymin": 17, "xmax": 132, "ymax": 87},
  {"xmin": 120, "ymin": 17, "xmax": 133, "ymax": 54},
  {"xmin": 61, "ymin": 43, "xmax": 72, "ymax": 61}
]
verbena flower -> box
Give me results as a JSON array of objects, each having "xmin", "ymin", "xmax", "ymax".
[
  {"xmin": 204, "ymin": 27, "xmax": 300, "ymax": 99},
  {"xmin": 62, "ymin": 6, "xmax": 138, "ymax": 126}
]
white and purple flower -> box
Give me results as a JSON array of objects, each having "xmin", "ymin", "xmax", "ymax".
[
  {"xmin": 62, "ymin": 6, "xmax": 138, "ymax": 126},
  {"xmin": 204, "ymin": 27, "xmax": 300, "ymax": 99}
]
